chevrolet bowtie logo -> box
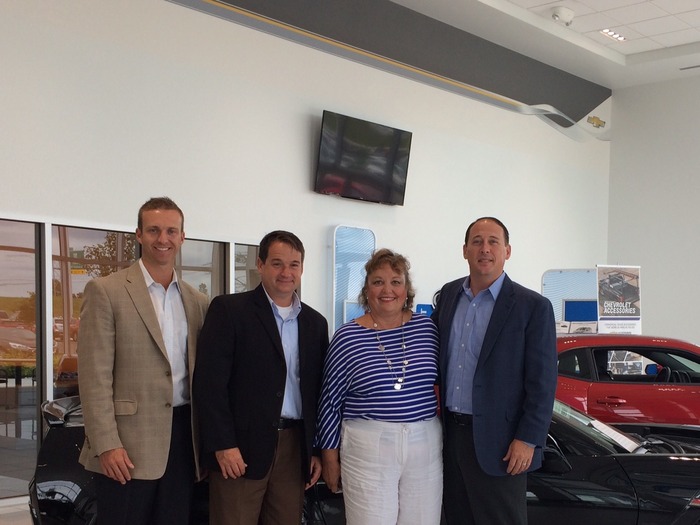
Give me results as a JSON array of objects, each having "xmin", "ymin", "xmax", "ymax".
[{"xmin": 587, "ymin": 116, "xmax": 606, "ymax": 128}]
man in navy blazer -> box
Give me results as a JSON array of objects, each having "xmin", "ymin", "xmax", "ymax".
[
  {"xmin": 193, "ymin": 231, "xmax": 329, "ymax": 525},
  {"xmin": 432, "ymin": 217, "xmax": 557, "ymax": 525}
]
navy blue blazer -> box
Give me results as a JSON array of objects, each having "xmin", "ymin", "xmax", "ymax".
[
  {"xmin": 432, "ymin": 273, "xmax": 557, "ymax": 476},
  {"xmin": 193, "ymin": 284, "xmax": 329, "ymax": 481}
]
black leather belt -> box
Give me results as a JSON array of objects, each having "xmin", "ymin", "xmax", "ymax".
[
  {"xmin": 447, "ymin": 411, "xmax": 473, "ymax": 425},
  {"xmin": 278, "ymin": 418, "xmax": 302, "ymax": 430},
  {"xmin": 172, "ymin": 404, "xmax": 191, "ymax": 416}
]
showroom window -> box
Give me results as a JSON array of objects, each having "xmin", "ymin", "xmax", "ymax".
[
  {"xmin": 51, "ymin": 225, "xmax": 226, "ymax": 399},
  {"xmin": 51, "ymin": 226, "xmax": 139, "ymax": 400},
  {"xmin": 180, "ymin": 238, "xmax": 226, "ymax": 298},
  {"xmin": 0, "ymin": 219, "xmax": 41, "ymax": 499},
  {"xmin": 234, "ymin": 243, "xmax": 260, "ymax": 293},
  {"xmin": 0, "ymin": 220, "xmax": 226, "ymax": 499}
]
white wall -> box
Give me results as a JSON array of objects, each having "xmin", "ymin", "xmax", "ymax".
[
  {"xmin": 1, "ymin": 0, "xmax": 610, "ymax": 319},
  {"xmin": 609, "ymin": 76, "xmax": 700, "ymax": 343}
]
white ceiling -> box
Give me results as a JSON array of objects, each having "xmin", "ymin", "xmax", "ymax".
[{"xmin": 389, "ymin": 0, "xmax": 700, "ymax": 89}]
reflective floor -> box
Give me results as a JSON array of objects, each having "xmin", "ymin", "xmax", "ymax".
[
  {"xmin": 0, "ymin": 497, "xmax": 32, "ymax": 525},
  {"xmin": 0, "ymin": 381, "xmax": 38, "ymax": 501}
]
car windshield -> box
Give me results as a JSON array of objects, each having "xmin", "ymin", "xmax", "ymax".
[
  {"xmin": 662, "ymin": 353, "xmax": 700, "ymax": 372},
  {"xmin": 553, "ymin": 400, "xmax": 646, "ymax": 453}
]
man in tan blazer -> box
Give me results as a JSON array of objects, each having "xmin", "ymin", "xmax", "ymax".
[{"xmin": 78, "ymin": 197, "xmax": 209, "ymax": 525}]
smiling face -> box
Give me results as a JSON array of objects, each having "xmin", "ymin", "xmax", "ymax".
[
  {"xmin": 257, "ymin": 241, "xmax": 303, "ymax": 307},
  {"xmin": 463, "ymin": 218, "xmax": 511, "ymax": 292},
  {"xmin": 136, "ymin": 209, "xmax": 185, "ymax": 272},
  {"xmin": 365, "ymin": 262, "xmax": 408, "ymax": 320}
]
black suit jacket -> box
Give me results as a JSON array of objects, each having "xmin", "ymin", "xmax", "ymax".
[
  {"xmin": 193, "ymin": 284, "xmax": 329, "ymax": 481},
  {"xmin": 432, "ymin": 274, "xmax": 557, "ymax": 476}
]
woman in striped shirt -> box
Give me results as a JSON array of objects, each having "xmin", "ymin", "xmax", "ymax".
[{"xmin": 317, "ymin": 248, "xmax": 442, "ymax": 525}]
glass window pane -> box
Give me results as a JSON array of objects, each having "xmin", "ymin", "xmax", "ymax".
[
  {"xmin": 51, "ymin": 228, "xmax": 226, "ymax": 400},
  {"xmin": 180, "ymin": 239, "xmax": 225, "ymax": 299},
  {"xmin": 0, "ymin": 220, "xmax": 227, "ymax": 501},
  {"xmin": 234, "ymin": 244, "xmax": 260, "ymax": 293},
  {"xmin": 51, "ymin": 225, "xmax": 137, "ymax": 399},
  {"xmin": 0, "ymin": 219, "xmax": 39, "ymax": 498}
]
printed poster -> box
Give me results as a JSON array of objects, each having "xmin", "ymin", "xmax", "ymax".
[{"xmin": 597, "ymin": 265, "xmax": 641, "ymax": 334}]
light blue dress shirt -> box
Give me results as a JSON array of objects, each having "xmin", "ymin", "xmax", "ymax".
[
  {"xmin": 263, "ymin": 288, "xmax": 303, "ymax": 419},
  {"xmin": 444, "ymin": 272, "xmax": 506, "ymax": 415}
]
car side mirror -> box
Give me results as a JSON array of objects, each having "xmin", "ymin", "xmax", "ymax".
[
  {"xmin": 645, "ymin": 363, "xmax": 659, "ymax": 376},
  {"xmin": 540, "ymin": 445, "xmax": 573, "ymax": 474}
]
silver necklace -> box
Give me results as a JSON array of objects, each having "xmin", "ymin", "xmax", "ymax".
[{"xmin": 370, "ymin": 313, "xmax": 408, "ymax": 390}]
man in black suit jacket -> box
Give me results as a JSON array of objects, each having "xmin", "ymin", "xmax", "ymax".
[
  {"xmin": 432, "ymin": 217, "xmax": 557, "ymax": 525},
  {"xmin": 194, "ymin": 231, "xmax": 329, "ymax": 525}
]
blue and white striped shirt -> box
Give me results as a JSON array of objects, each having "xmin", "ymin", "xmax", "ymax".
[{"xmin": 316, "ymin": 313, "xmax": 439, "ymax": 450}]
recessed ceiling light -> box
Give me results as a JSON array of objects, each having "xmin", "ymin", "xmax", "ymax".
[{"xmin": 601, "ymin": 29, "xmax": 626, "ymax": 42}]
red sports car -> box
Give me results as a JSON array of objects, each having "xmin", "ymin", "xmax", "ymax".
[{"xmin": 556, "ymin": 334, "xmax": 700, "ymax": 425}]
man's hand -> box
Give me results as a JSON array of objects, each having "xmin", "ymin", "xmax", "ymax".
[
  {"xmin": 305, "ymin": 456, "xmax": 322, "ymax": 490},
  {"xmin": 502, "ymin": 439, "xmax": 534, "ymax": 475},
  {"xmin": 99, "ymin": 447, "xmax": 134, "ymax": 484},
  {"xmin": 215, "ymin": 447, "xmax": 247, "ymax": 479},
  {"xmin": 321, "ymin": 449, "xmax": 342, "ymax": 493}
]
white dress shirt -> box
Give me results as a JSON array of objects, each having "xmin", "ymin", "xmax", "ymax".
[{"xmin": 139, "ymin": 259, "xmax": 189, "ymax": 407}]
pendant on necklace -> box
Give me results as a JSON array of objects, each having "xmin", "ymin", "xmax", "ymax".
[{"xmin": 373, "ymin": 318, "xmax": 408, "ymax": 392}]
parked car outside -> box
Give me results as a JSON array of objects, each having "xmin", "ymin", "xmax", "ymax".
[
  {"xmin": 52, "ymin": 318, "xmax": 80, "ymax": 342},
  {"xmin": 557, "ymin": 333, "xmax": 700, "ymax": 425},
  {"xmin": 0, "ymin": 326, "xmax": 37, "ymax": 355},
  {"xmin": 29, "ymin": 396, "xmax": 700, "ymax": 525}
]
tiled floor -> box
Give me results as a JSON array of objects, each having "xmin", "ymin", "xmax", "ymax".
[{"xmin": 0, "ymin": 498, "xmax": 32, "ymax": 525}]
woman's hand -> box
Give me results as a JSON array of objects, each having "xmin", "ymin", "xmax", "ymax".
[
  {"xmin": 306, "ymin": 456, "xmax": 323, "ymax": 489},
  {"xmin": 321, "ymin": 449, "xmax": 342, "ymax": 493}
]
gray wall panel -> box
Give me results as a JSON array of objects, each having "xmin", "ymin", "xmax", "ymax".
[{"xmin": 173, "ymin": 0, "xmax": 611, "ymax": 125}]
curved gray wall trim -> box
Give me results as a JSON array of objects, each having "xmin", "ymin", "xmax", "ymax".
[{"xmin": 170, "ymin": 0, "xmax": 611, "ymax": 128}]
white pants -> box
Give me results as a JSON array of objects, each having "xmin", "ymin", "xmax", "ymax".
[{"xmin": 340, "ymin": 417, "xmax": 443, "ymax": 525}]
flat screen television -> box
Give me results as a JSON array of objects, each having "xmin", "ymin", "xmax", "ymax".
[{"xmin": 313, "ymin": 110, "xmax": 412, "ymax": 206}]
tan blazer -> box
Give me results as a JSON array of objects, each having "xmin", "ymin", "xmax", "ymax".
[{"xmin": 77, "ymin": 262, "xmax": 209, "ymax": 480}]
